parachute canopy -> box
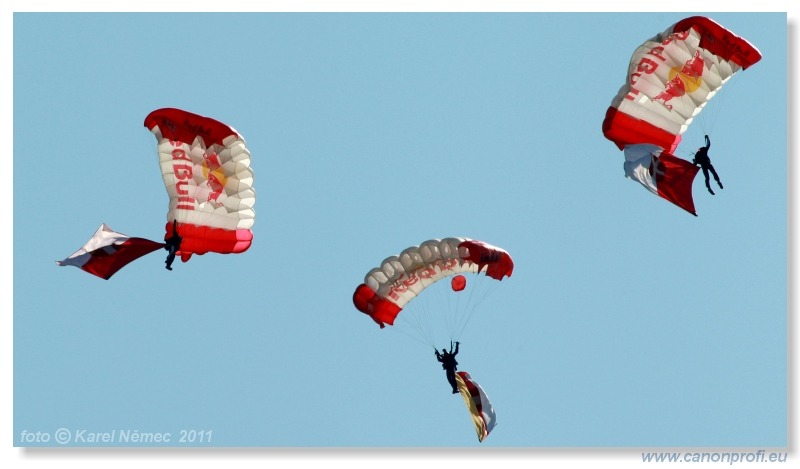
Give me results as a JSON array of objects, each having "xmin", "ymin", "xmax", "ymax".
[
  {"xmin": 603, "ymin": 16, "xmax": 761, "ymax": 153},
  {"xmin": 353, "ymin": 238, "xmax": 513, "ymax": 329},
  {"xmin": 601, "ymin": 17, "xmax": 761, "ymax": 215},
  {"xmin": 456, "ymin": 371, "xmax": 497, "ymax": 443},
  {"xmin": 144, "ymin": 108, "xmax": 256, "ymax": 262}
]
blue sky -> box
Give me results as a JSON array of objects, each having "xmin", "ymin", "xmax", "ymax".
[{"xmin": 4, "ymin": 1, "xmax": 796, "ymax": 467}]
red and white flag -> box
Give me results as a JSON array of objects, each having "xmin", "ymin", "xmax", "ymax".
[
  {"xmin": 56, "ymin": 224, "xmax": 165, "ymax": 280},
  {"xmin": 623, "ymin": 144, "xmax": 700, "ymax": 216},
  {"xmin": 455, "ymin": 371, "xmax": 497, "ymax": 442}
]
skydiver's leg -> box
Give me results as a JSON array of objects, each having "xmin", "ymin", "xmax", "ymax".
[
  {"xmin": 709, "ymin": 165, "xmax": 723, "ymax": 189},
  {"xmin": 165, "ymin": 247, "xmax": 176, "ymax": 270},
  {"xmin": 703, "ymin": 168, "xmax": 715, "ymax": 195},
  {"xmin": 447, "ymin": 371, "xmax": 458, "ymax": 393}
]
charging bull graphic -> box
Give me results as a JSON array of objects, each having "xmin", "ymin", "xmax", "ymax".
[{"xmin": 654, "ymin": 50, "xmax": 706, "ymax": 110}]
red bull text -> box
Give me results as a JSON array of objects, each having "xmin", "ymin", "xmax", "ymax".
[{"xmin": 169, "ymin": 141, "xmax": 196, "ymax": 211}]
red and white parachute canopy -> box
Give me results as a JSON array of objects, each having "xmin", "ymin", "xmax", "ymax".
[
  {"xmin": 352, "ymin": 238, "xmax": 513, "ymax": 330},
  {"xmin": 144, "ymin": 108, "xmax": 255, "ymax": 262},
  {"xmin": 603, "ymin": 16, "xmax": 761, "ymax": 153}
]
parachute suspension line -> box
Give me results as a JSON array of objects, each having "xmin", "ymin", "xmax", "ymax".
[
  {"xmin": 392, "ymin": 297, "xmax": 431, "ymax": 343},
  {"xmin": 677, "ymin": 88, "xmax": 728, "ymax": 164},
  {"xmin": 442, "ymin": 272, "xmax": 459, "ymax": 343},
  {"xmin": 395, "ymin": 270, "xmax": 491, "ymax": 350},
  {"xmin": 396, "ymin": 286, "xmax": 437, "ymax": 349},
  {"xmin": 425, "ymin": 277, "xmax": 449, "ymax": 346},
  {"xmin": 449, "ymin": 269, "xmax": 464, "ymax": 342},
  {"xmin": 387, "ymin": 318, "xmax": 436, "ymax": 349},
  {"xmin": 452, "ymin": 271, "xmax": 499, "ymax": 341},
  {"xmin": 441, "ymin": 268, "xmax": 474, "ymax": 344},
  {"xmin": 451, "ymin": 270, "xmax": 480, "ymax": 340},
  {"xmin": 695, "ymin": 83, "xmax": 729, "ymax": 140}
]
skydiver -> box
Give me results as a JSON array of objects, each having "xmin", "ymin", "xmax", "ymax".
[
  {"xmin": 164, "ymin": 219, "xmax": 182, "ymax": 271},
  {"xmin": 692, "ymin": 135, "xmax": 723, "ymax": 195},
  {"xmin": 435, "ymin": 341, "xmax": 460, "ymax": 394}
]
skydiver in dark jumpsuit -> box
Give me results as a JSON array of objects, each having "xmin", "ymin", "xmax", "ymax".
[
  {"xmin": 164, "ymin": 219, "xmax": 182, "ymax": 271},
  {"xmin": 435, "ymin": 341, "xmax": 460, "ymax": 394},
  {"xmin": 692, "ymin": 135, "xmax": 723, "ymax": 195}
]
